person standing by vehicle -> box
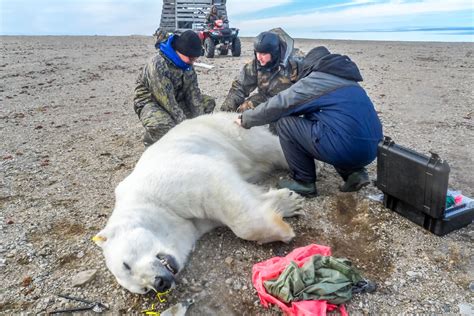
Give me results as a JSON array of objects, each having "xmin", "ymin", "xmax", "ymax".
[
  {"xmin": 235, "ymin": 46, "xmax": 383, "ymax": 196},
  {"xmin": 220, "ymin": 28, "xmax": 303, "ymax": 113},
  {"xmin": 134, "ymin": 30, "xmax": 216, "ymax": 146}
]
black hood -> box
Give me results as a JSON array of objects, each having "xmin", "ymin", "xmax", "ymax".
[
  {"xmin": 299, "ymin": 46, "xmax": 363, "ymax": 82},
  {"xmin": 254, "ymin": 32, "xmax": 281, "ymax": 71},
  {"xmin": 253, "ymin": 28, "xmax": 295, "ymax": 72}
]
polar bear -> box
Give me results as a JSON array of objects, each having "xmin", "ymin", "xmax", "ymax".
[{"xmin": 94, "ymin": 112, "xmax": 303, "ymax": 294}]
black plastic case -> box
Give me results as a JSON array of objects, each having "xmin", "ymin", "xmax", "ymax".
[{"xmin": 376, "ymin": 136, "xmax": 474, "ymax": 236}]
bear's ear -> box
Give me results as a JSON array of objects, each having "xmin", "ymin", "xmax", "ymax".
[{"xmin": 92, "ymin": 230, "xmax": 108, "ymax": 247}]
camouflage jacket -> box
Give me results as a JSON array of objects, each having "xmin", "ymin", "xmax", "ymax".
[
  {"xmin": 134, "ymin": 50, "xmax": 215, "ymax": 144},
  {"xmin": 221, "ymin": 56, "xmax": 303, "ymax": 112}
]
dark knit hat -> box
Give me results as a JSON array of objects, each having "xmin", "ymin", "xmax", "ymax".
[{"xmin": 173, "ymin": 30, "xmax": 202, "ymax": 58}]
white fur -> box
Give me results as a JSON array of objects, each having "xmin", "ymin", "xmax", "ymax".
[{"xmin": 95, "ymin": 112, "xmax": 303, "ymax": 294}]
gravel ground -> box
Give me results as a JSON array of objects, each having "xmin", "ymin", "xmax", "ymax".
[{"xmin": 0, "ymin": 36, "xmax": 473, "ymax": 315}]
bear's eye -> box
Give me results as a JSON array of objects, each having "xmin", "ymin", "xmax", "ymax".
[{"xmin": 123, "ymin": 262, "xmax": 131, "ymax": 271}]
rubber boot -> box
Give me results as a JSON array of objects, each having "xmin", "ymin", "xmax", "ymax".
[
  {"xmin": 339, "ymin": 169, "xmax": 370, "ymax": 192},
  {"xmin": 278, "ymin": 179, "xmax": 317, "ymax": 197}
]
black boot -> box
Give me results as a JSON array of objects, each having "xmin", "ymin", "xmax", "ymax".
[
  {"xmin": 278, "ymin": 179, "xmax": 317, "ymax": 197},
  {"xmin": 339, "ymin": 169, "xmax": 370, "ymax": 192}
]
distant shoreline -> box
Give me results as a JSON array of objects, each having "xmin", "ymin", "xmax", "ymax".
[{"xmin": 1, "ymin": 34, "xmax": 473, "ymax": 44}]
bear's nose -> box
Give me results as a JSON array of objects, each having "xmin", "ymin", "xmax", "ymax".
[{"xmin": 154, "ymin": 276, "xmax": 172, "ymax": 292}]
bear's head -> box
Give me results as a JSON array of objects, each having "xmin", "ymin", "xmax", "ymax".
[{"xmin": 94, "ymin": 225, "xmax": 180, "ymax": 294}]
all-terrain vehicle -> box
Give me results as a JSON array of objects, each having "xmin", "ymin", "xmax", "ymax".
[{"xmin": 196, "ymin": 19, "xmax": 241, "ymax": 58}]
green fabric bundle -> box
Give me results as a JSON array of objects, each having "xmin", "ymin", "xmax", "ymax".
[
  {"xmin": 263, "ymin": 255, "xmax": 364, "ymax": 305},
  {"xmin": 445, "ymin": 195, "xmax": 455, "ymax": 208}
]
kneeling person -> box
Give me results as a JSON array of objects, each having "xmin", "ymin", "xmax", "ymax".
[
  {"xmin": 134, "ymin": 30, "xmax": 216, "ymax": 146},
  {"xmin": 221, "ymin": 28, "xmax": 302, "ymax": 113},
  {"xmin": 236, "ymin": 47, "xmax": 383, "ymax": 196}
]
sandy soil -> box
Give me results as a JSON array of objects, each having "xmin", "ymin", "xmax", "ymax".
[{"xmin": 0, "ymin": 36, "xmax": 473, "ymax": 314}]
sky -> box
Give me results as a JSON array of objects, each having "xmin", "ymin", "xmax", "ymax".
[{"xmin": 1, "ymin": 0, "xmax": 473, "ymax": 42}]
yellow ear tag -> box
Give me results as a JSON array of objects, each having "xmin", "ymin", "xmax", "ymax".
[
  {"xmin": 142, "ymin": 303, "xmax": 160, "ymax": 315},
  {"xmin": 156, "ymin": 290, "xmax": 170, "ymax": 303},
  {"xmin": 92, "ymin": 235, "xmax": 107, "ymax": 243},
  {"xmin": 141, "ymin": 290, "xmax": 171, "ymax": 315}
]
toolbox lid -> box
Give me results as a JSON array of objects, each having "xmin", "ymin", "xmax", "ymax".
[{"xmin": 376, "ymin": 136, "xmax": 450, "ymax": 218}]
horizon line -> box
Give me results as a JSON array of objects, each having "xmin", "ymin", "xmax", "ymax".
[
  {"xmin": 319, "ymin": 26, "xmax": 474, "ymax": 33},
  {"xmin": 0, "ymin": 34, "xmax": 472, "ymax": 44}
]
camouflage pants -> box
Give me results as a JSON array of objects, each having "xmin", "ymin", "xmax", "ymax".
[{"xmin": 142, "ymin": 95, "xmax": 216, "ymax": 147}]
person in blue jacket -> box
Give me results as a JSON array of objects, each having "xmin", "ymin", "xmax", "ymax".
[{"xmin": 235, "ymin": 46, "xmax": 383, "ymax": 196}]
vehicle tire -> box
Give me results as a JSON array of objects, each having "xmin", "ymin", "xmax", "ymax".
[
  {"xmin": 231, "ymin": 37, "xmax": 241, "ymax": 57},
  {"xmin": 204, "ymin": 38, "xmax": 215, "ymax": 58}
]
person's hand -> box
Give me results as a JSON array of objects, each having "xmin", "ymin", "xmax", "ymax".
[
  {"xmin": 234, "ymin": 115, "xmax": 243, "ymax": 127},
  {"xmin": 236, "ymin": 100, "xmax": 254, "ymax": 113}
]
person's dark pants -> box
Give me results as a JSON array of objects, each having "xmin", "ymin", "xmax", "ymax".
[{"xmin": 275, "ymin": 116, "xmax": 364, "ymax": 183}]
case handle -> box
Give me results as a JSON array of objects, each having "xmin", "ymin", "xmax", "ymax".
[
  {"xmin": 383, "ymin": 136, "xmax": 394, "ymax": 146},
  {"xmin": 429, "ymin": 151, "xmax": 442, "ymax": 163}
]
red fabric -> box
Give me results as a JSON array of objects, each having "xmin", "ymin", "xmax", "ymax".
[{"xmin": 252, "ymin": 244, "xmax": 348, "ymax": 316}]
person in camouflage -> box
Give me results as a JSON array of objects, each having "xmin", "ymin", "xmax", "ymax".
[
  {"xmin": 221, "ymin": 28, "xmax": 303, "ymax": 113},
  {"xmin": 134, "ymin": 30, "xmax": 216, "ymax": 146}
]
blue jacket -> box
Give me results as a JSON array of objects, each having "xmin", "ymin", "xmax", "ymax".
[{"xmin": 242, "ymin": 58, "xmax": 383, "ymax": 168}]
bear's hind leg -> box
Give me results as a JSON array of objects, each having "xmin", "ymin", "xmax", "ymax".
[
  {"xmin": 223, "ymin": 186, "xmax": 296, "ymax": 244},
  {"xmin": 232, "ymin": 208, "xmax": 295, "ymax": 244},
  {"xmin": 210, "ymin": 167, "xmax": 296, "ymax": 244}
]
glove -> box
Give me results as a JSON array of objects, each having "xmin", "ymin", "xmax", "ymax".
[{"xmin": 236, "ymin": 100, "xmax": 254, "ymax": 113}]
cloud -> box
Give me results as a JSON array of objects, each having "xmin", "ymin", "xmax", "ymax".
[
  {"xmin": 235, "ymin": 0, "xmax": 474, "ymax": 32},
  {"xmin": 1, "ymin": 0, "xmax": 472, "ymax": 39},
  {"xmin": 70, "ymin": 1, "xmax": 162, "ymax": 34},
  {"xmin": 226, "ymin": 0, "xmax": 292, "ymax": 15},
  {"xmin": 1, "ymin": 0, "xmax": 162, "ymax": 35},
  {"xmin": 316, "ymin": 0, "xmax": 380, "ymax": 11}
]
